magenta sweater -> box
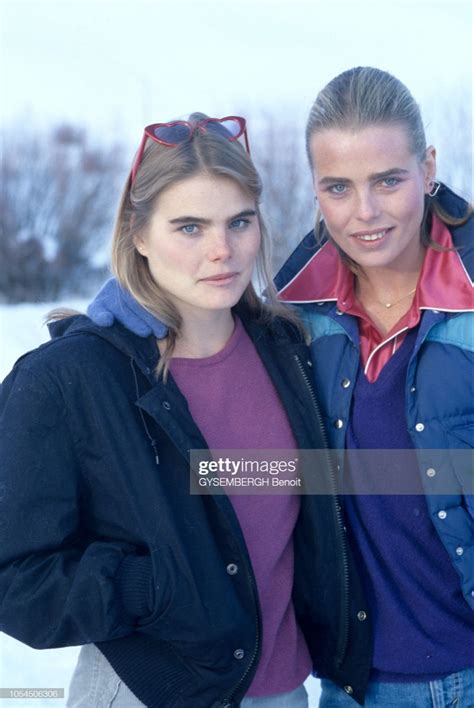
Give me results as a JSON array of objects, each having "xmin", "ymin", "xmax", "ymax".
[{"xmin": 169, "ymin": 317, "xmax": 311, "ymax": 696}]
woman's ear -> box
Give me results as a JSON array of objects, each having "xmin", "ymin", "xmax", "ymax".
[
  {"xmin": 423, "ymin": 145, "xmax": 437, "ymax": 193},
  {"xmin": 134, "ymin": 237, "xmax": 148, "ymax": 257}
]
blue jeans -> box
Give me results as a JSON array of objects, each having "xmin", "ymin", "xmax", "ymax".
[
  {"xmin": 319, "ymin": 669, "xmax": 474, "ymax": 707},
  {"xmin": 241, "ymin": 685, "xmax": 308, "ymax": 707}
]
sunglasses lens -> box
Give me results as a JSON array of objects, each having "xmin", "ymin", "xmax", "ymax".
[
  {"xmin": 153, "ymin": 123, "xmax": 192, "ymax": 145},
  {"xmin": 206, "ymin": 119, "xmax": 243, "ymax": 140}
]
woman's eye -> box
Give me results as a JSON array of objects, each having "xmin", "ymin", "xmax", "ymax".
[
  {"xmin": 180, "ymin": 224, "xmax": 199, "ymax": 235},
  {"xmin": 328, "ymin": 184, "xmax": 347, "ymax": 194},
  {"xmin": 230, "ymin": 218, "xmax": 249, "ymax": 229},
  {"xmin": 382, "ymin": 177, "xmax": 399, "ymax": 187}
]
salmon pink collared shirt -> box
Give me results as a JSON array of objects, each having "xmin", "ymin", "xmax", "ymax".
[{"xmin": 278, "ymin": 216, "xmax": 473, "ymax": 381}]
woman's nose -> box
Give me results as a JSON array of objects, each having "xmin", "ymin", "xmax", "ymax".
[
  {"xmin": 207, "ymin": 229, "xmax": 232, "ymax": 261},
  {"xmin": 355, "ymin": 189, "xmax": 381, "ymax": 221}
]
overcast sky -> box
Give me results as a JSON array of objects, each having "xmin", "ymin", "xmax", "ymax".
[{"xmin": 1, "ymin": 0, "xmax": 472, "ymax": 148}]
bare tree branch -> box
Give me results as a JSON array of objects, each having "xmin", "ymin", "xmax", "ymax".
[{"xmin": 0, "ymin": 124, "xmax": 126, "ymax": 303}]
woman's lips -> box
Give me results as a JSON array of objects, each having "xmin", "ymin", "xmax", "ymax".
[
  {"xmin": 350, "ymin": 227, "xmax": 394, "ymax": 244},
  {"xmin": 200, "ymin": 272, "xmax": 239, "ymax": 284}
]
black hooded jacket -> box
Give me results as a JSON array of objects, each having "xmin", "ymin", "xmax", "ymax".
[{"xmin": 0, "ymin": 304, "xmax": 371, "ymax": 706}]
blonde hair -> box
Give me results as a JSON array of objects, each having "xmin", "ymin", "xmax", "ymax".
[
  {"xmin": 111, "ymin": 113, "xmax": 303, "ymax": 377},
  {"xmin": 306, "ymin": 67, "xmax": 471, "ymax": 260}
]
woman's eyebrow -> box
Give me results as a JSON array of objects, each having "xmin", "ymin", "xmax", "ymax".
[
  {"xmin": 318, "ymin": 168, "xmax": 410, "ymax": 186},
  {"xmin": 168, "ymin": 215, "xmax": 210, "ymax": 225},
  {"xmin": 228, "ymin": 209, "xmax": 257, "ymax": 220},
  {"xmin": 368, "ymin": 168, "xmax": 410, "ymax": 180},
  {"xmin": 169, "ymin": 210, "xmax": 257, "ymax": 225},
  {"xmin": 318, "ymin": 176, "xmax": 351, "ymax": 185}
]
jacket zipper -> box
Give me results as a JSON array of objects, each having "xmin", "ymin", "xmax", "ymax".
[{"xmin": 293, "ymin": 353, "xmax": 350, "ymax": 668}]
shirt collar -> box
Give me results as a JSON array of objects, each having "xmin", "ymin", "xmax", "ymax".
[{"xmin": 278, "ymin": 215, "xmax": 473, "ymax": 313}]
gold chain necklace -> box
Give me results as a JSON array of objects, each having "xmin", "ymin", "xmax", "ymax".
[{"xmin": 375, "ymin": 287, "xmax": 416, "ymax": 309}]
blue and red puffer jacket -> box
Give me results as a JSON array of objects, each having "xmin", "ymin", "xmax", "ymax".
[{"xmin": 274, "ymin": 184, "xmax": 474, "ymax": 610}]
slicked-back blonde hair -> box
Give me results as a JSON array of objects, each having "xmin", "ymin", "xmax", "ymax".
[
  {"xmin": 306, "ymin": 67, "xmax": 471, "ymax": 261},
  {"xmin": 111, "ymin": 113, "xmax": 303, "ymax": 377}
]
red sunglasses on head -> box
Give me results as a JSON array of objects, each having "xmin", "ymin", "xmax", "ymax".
[{"xmin": 130, "ymin": 115, "xmax": 250, "ymax": 184}]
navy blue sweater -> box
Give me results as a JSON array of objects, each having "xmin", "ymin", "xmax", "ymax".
[{"xmin": 344, "ymin": 328, "xmax": 474, "ymax": 681}]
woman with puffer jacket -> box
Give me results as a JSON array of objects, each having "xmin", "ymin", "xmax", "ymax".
[{"xmin": 274, "ymin": 67, "xmax": 474, "ymax": 708}]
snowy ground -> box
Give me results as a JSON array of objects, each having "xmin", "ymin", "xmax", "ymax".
[{"xmin": 0, "ymin": 302, "xmax": 321, "ymax": 706}]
